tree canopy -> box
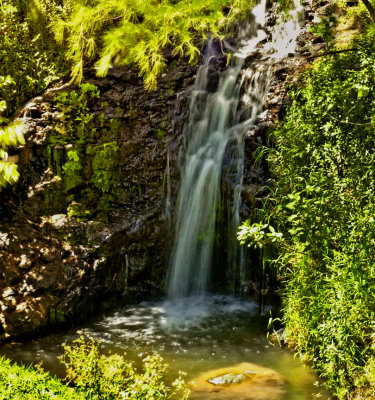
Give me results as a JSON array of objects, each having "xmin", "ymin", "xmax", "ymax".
[{"xmin": 53, "ymin": 0, "xmax": 256, "ymax": 89}]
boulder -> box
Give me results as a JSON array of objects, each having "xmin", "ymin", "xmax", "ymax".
[{"xmin": 190, "ymin": 362, "xmax": 285, "ymax": 400}]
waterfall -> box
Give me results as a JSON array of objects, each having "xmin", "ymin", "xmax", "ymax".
[{"xmin": 167, "ymin": 0, "xmax": 304, "ymax": 300}]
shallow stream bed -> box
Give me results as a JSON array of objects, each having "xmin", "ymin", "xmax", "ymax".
[{"xmin": 0, "ymin": 296, "xmax": 330, "ymax": 399}]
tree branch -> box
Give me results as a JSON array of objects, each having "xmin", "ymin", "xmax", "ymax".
[
  {"xmin": 305, "ymin": 48, "xmax": 358, "ymax": 60},
  {"xmin": 361, "ymin": 0, "xmax": 375, "ymax": 23}
]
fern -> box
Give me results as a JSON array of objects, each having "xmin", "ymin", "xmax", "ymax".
[{"xmin": 53, "ymin": 0, "xmax": 258, "ymax": 89}]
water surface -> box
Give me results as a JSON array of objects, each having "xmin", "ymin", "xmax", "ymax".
[{"xmin": 0, "ymin": 296, "xmax": 330, "ymax": 399}]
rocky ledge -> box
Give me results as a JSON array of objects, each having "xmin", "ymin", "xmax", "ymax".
[
  {"xmin": 0, "ymin": 0, "xmax": 331, "ymax": 343},
  {"xmin": 0, "ymin": 61, "xmax": 198, "ymax": 342}
]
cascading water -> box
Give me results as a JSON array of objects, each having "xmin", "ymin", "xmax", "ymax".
[
  {"xmin": 0, "ymin": 4, "xmax": 333, "ymax": 398},
  {"xmin": 168, "ymin": 0, "xmax": 304, "ymax": 300}
]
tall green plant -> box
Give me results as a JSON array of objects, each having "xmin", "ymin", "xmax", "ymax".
[{"xmin": 238, "ymin": 32, "xmax": 375, "ymax": 398}]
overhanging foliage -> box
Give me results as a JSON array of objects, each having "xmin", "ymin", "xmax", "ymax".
[{"xmin": 53, "ymin": 0, "xmax": 256, "ymax": 89}]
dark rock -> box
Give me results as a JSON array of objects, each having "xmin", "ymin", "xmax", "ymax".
[
  {"xmin": 0, "ymin": 59, "xmax": 197, "ymax": 342},
  {"xmin": 0, "ymin": 0, "xmax": 324, "ymax": 342}
]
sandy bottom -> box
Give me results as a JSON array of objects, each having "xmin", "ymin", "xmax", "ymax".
[{"xmin": 190, "ymin": 362, "xmax": 285, "ymax": 400}]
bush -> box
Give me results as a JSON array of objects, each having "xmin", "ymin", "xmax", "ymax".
[
  {"xmin": 59, "ymin": 334, "xmax": 190, "ymax": 400},
  {"xmin": 0, "ymin": 0, "xmax": 69, "ymax": 117},
  {"xmin": 0, "ymin": 356, "xmax": 86, "ymax": 400},
  {"xmin": 0, "ymin": 334, "xmax": 189, "ymax": 400},
  {"xmin": 238, "ymin": 31, "xmax": 375, "ymax": 398}
]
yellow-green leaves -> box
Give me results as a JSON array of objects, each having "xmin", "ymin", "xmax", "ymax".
[
  {"xmin": 238, "ymin": 221, "xmax": 283, "ymax": 249},
  {"xmin": 0, "ymin": 100, "xmax": 22, "ymax": 189},
  {"xmin": 59, "ymin": 333, "xmax": 190, "ymax": 399},
  {"xmin": 0, "ymin": 1, "xmax": 68, "ymax": 117},
  {"xmin": 0, "ymin": 122, "xmax": 24, "ymax": 149},
  {"xmin": 252, "ymin": 33, "xmax": 375, "ymax": 398},
  {"xmin": 53, "ymin": 0, "xmax": 256, "ymax": 89},
  {"xmin": 0, "ymin": 121, "xmax": 24, "ymax": 190}
]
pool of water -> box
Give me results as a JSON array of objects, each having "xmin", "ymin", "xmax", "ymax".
[{"xmin": 0, "ymin": 295, "xmax": 330, "ymax": 399}]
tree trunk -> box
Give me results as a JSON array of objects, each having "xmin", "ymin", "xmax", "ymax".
[{"xmin": 362, "ymin": 0, "xmax": 375, "ymax": 23}]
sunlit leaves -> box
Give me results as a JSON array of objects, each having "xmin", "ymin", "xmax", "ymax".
[
  {"xmin": 0, "ymin": 0, "xmax": 68, "ymax": 116},
  {"xmin": 53, "ymin": 0, "xmax": 257, "ymax": 89},
  {"xmin": 0, "ymin": 121, "xmax": 24, "ymax": 190},
  {"xmin": 60, "ymin": 334, "xmax": 190, "ymax": 399},
  {"xmin": 0, "ymin": 356, "xmax": 86, "ymax": 400},
  {"xmin": 238, "ymin": 28, "xmax": 375, "ymax": 397},
  {"xmin": 238, "ymin": 221, "xmax": 283, "ymax": 249},
  {"xmin": 259, "ymin": 38, "xmax": 375, "ymax": 398}
]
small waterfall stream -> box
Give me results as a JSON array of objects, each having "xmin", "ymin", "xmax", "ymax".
[
  {"xmin": 0, "ymin": 3, "xmax": 333, "ymax": 399},
  {"xmin": 168, "ymin": 0, "xmax": 304, "ymax": 299}
]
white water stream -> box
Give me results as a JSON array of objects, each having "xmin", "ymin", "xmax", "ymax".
[
  {"xmin": 168, "ymin": 0, "xmax": 305, "ymax": 299},
  {"xmin": 0, "ymin": 5, "xmax": 331, "ymax": 400}
]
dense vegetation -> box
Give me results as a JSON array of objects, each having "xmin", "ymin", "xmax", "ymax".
[
  {"xmin": 53, "ymin": 0, "xmax": 256, "ymax": 90},
  {"xmin": 239, "ymin": 5, "xmax": 375, "ymax": 398},
  {"xmin": 0, "ymin": 0, "xmax": 70, "ymax": 189},
  {"xmin": 0, "ymin": 0, "xmax": 258, "ymax": 398},
  {"xmin": 47, "ymin": 82, "xmax": 122, "ymax": 222},
  {"xmin": 0, "ymin": 0, "xmax": 69, "ymax": 117},
  {"xmin": 0, "ymin": 334, "xmax": 189, "ymax": 399},
  {"xmin": 3, "ymin": 0, "xmax": 375, "ymax": 397},
  {"xmin": 0, "ymin": 0, "xmax": 254, "ymax": 190}
]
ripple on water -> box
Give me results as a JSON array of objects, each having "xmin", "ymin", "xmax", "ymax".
[{"xmin": 0, "ymin": 296, "xmax": 330, "ymax": 399}]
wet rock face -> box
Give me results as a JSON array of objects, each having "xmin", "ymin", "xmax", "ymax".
[
  {"xmin": 0, "ymin": 0, "xmax": 328, "ymax": 342},
  {"xmin": 0, "ymin": 61, "xmax": 198, "ymax": 342},
  {"xmin": 241, "ymin": 0, "xmax": 333, "ymax": 218}
]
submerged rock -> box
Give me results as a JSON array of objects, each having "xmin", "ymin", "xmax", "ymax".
[
  {"xmin": 208, "ymin": 372, "xmax": 252, "ymax": 385},
  {"xmin": 191, "ymin": 362, "xmax": 285, "ymax": 400}
]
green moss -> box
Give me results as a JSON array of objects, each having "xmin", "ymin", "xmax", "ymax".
[
  {"xmin": 49, "ymin": 308, "xmax": 66, "ymax": 325},
  {"xmin": 67, "ymin": 202, "xmax": 92, "ymax": 222},
  {"xmin": 45, "ymin": 84, "xmax": 123, "ymax": 221},
  {"xmin": 157, "ymin": 129, "xmax": 165, "ymax": 140}
]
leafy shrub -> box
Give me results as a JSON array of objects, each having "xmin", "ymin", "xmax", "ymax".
[
  {"xmin": 62, "ymin": 149, "xmax": 83, "ymax": 191},
  {"xmin": 0, "ymin": 335, "xmax": 189, "ymax": 399},
  {"xmin": 60, "ymin": 334, "xmax": 190, "ymax": 400},
  {"xmin": 310, "ymin": 15, "xmax": 337, "ymax": 43},
  {"xmin": 238, "ymin": 32, "xmax": 375, "ymax": 398},
  {"xmin": 0, "ymin": 0, "xmax": 69, "ymax": 117},
  {"xmin": 50, "ymin": 84, "xmax": 120, "ymax": 220},
  {"xmin": 54, "ymin": 83, "xmax": 100, "ymax": 144},
  {"xmin": 0, "ymin": 356, "xmax": 85, "ymax": 400}
]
